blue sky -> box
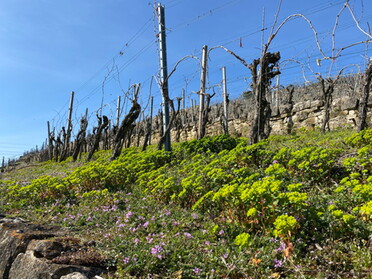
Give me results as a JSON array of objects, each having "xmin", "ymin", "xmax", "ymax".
[{"xmin": 1, "ymin": 0, "xmax": 371, "ymax": 161}]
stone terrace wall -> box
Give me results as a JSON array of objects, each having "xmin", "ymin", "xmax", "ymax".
[{"xmin": 0, "ymin": 215, "xmax": 106, "ymax": 279}]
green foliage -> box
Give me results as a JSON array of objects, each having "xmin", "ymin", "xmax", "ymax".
[
  {"xmin": 273, "ymin": 215, "xmax": 298, "ymax": 238},
  {"xmin": 2, "ymin": 128, "xmax": 371, "ymax": 278},
  {"xmin": 179, "ymin": 134, "xmax": 242, "ymax": 154},
  {"xmin": 345, "ymin": 129, "xmax": 372, "ymax": 148},
  {"xmin": 234, "ymin": 232, "xmax": 251, "ymax": 249}
]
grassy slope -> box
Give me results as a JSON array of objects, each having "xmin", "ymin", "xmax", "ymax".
[{"xmin": 1, "ymin": 128, "xmax": 371, "ymax": 278}]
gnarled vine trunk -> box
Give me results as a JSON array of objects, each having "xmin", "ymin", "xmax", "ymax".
[
  {"xmin": 358, "ymin": 59, "xmax": 372, "ymax": 131},
  {"xmin": 249, "ymin": 51, "xmax": 281, "ymax": 144}
]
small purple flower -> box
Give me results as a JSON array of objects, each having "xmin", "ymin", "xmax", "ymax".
[
  {"xmin": 218, "ymin": 230, "xmax": 225, "ymax": 235},
  {"xmin": 193, "ymin": 267, "xmax": 202, "ymax": 274},
  {"xmin": 222, "ymin": 252, "xmax": 229, "ymax": 259},
  {"xmin": 143, "ymin": 221, "xmax": 149, "ymax": 228},
  {"xmin": 184, "ymin": 232, "xmax": 193, "ymax": 239},
  {"xmin": 151, "ymin": 245, "xmax": 164, "ymax": 259},
  {"xmin": 272, "ymin": 160, "xmax": 279, "ymax": 164},
  {"xmin": 165, "ymin": 209, "xmax": 171, "ymax": 216},
  {"xmin": 134, "ymin": 238, "xmax": 140, "ymax": 244},
  {"xmin": 125, "ymin": 211, "xmax": 133, "ymax": 219},
  {"xmin": 275, "ymin": 242, "xmax": 286, "ymax": 253},
  {"xmin": 205, "ymin": 241, "xmax": 210, "ymax": 246},
  {"xmin": 123, "ymin": 257, "xmax": 130, "ymax": 264},
  {"xmin": 151, "ymin": 245, "xmax": 162, "ymax": 254},
  {"xmin": 86, "ymin": 216, "xmax": 92, "ymax": 222},
  {"xmin": 274, "ymin": 259, "xmax": 283, "ymax": 268}
]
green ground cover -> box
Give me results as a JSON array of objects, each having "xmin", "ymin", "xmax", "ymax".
[{"xmin": 1, "ymin": 128, "xmax": 371, "ymax": 278}]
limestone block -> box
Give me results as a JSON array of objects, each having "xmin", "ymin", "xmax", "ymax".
[
  {"xmin": 311, "ymin": 99, "xmax": 324, "ymax": 108},
  {"xmin": 279, "ymin": 104, "xmax": 293, "ymax": 115},
  {"xmin": 28, "ymin": 239, "xmax": 65, "ymax": 260},
  {"xmin": 60, "ymin": 272, "xmax": 89, "ymax": 279},
  {"xmin": 332, "ymin": 98, "xmax": 343, "ymax": 109},
  {"xmin": 340, "ymin": 97, "xmax": 358, "ymax": 110},
  {"xmin": 0, "ymin": 219, "xmax": 60, "ymax": 279},
  {"xmin": 292, "ymin": 103, "xmax": 304, "ymax": 113},
  {"xmin": 8, "ymin": 251, "xmax": 102, "ymax": 279},
  {"xmin": 295, "ymin": 109, "xmax": 312, "ymax": 121}
]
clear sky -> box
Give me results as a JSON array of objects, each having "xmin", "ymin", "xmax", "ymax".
[{"xmin": 1, "ymin": 0, "xmax": 371, "ymax": 161}]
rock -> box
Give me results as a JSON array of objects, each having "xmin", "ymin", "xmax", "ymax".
[
  {"xmin": 8, "ymin": 251, "xmax": 103, "ymax": 279},
  {"xmin": 28, "ymin": 239, "xmax": 65, "ymax": 260},
  {"xmin": 60, "ymin": 272, "xmax": 89, "ymax": 279},
  {"xmin": 311, "ymin": 99, "xmax": 324, "ymax": 108},
  {"xmin": 0, "ymin": 219, "xmax": 105, "ymax": 279},
  {"xmin": 340, "ymin": 97, "xmax": 358, "ymax": 110},
  {"xmin": 0, "ymin": 221, "xmax": 60, "ymax": 278}
]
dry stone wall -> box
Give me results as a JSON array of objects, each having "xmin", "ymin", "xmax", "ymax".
[
  {"xmin": 144, "ymin": 95, "xmax": 371, "ymax": 144},
  {"xmin": 0, "ymin": 215, "xmax": 106, "ymax": 279}
]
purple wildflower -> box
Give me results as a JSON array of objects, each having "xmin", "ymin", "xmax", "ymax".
[
  {"xmin": 125, "ymin": 211, "xmax": 133, "ymax": 219},
  {"xmin": 275, "ymin": 242, "xmax": 286, "ymax": 253},
  {"xmin": 274, "ymin": 259, "xmax": 283, "ymax": 268},
  {"xmin": 193, "ymin": 267, "xmax": 202, "ymax": 274},
  {"xmin": 184, "ymin": 232, "xmax": 193, "ymax": 239},
  {"xmin": 151, "ymin": 245, "xmax": 164, "ymax": 259}
]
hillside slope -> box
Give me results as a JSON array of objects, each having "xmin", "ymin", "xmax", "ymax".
[{"xmin": 1, "ymin": 128, "xmax": 371, "ymax": 278}]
